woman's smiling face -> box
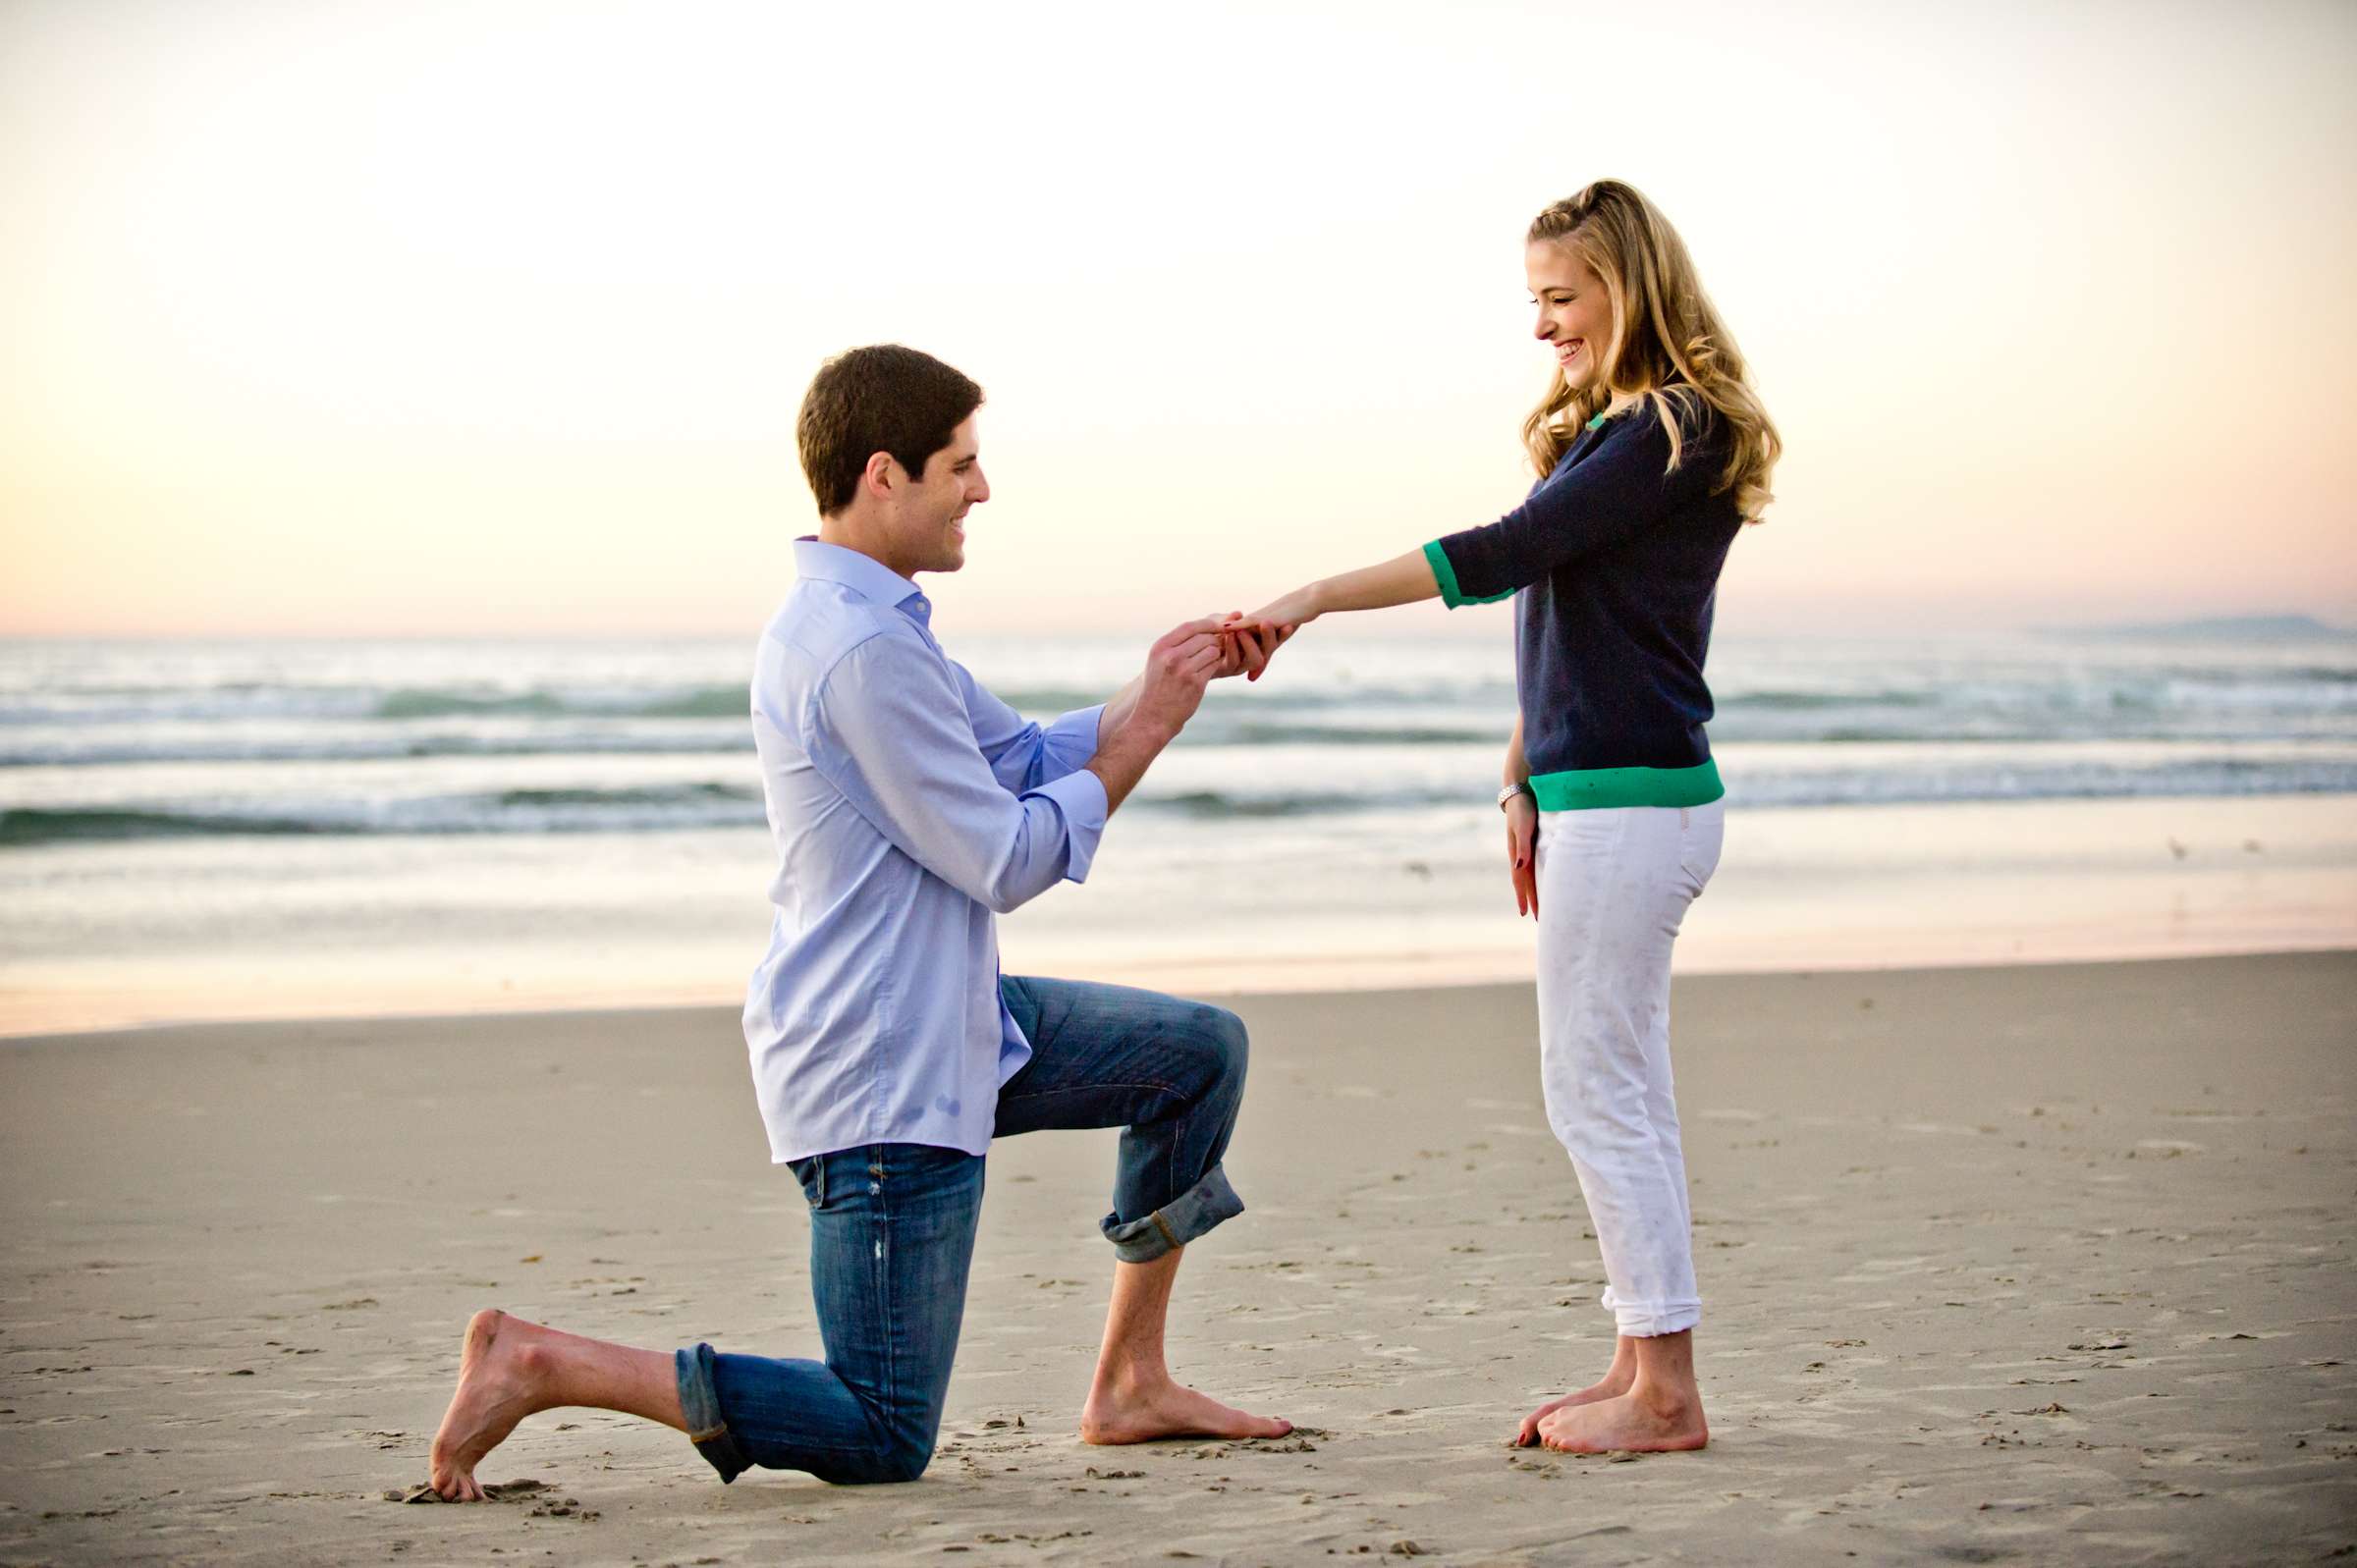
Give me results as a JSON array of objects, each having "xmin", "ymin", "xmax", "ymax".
[{"xmin": 1526, "ymin": 241, "xmax": 1614, "ymax": 390}]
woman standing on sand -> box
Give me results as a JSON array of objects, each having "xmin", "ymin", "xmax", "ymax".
[{"xmin": 1245, "ymin": 180, "xmax": 1780, "ymax": 1454}]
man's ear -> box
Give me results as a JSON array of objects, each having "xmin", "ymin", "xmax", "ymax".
[{"xmin": 861, "ymin": 450, "xmax": 900, "ymax": 502}]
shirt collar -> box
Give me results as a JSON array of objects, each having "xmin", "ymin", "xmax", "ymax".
[{"xmin": 794, "ymin": 537, "xmax": 931, "ymax": 626}]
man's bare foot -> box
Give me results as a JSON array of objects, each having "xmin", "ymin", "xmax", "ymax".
[
  {"xmin": 1079, "ymin": 1375, "xmax": 1291, "ymax": 1445},
  {"xmin": 1534, "ymin": 1387, "xmax": 1708, "ymax": 1454},
  {"xmin": 429, "ymin": 1309, "xmax": 549, "ymax": 1500},
  {"xmin": 1512, "ymin": 1369, "xmax": 1636, "ymax": 1447}
]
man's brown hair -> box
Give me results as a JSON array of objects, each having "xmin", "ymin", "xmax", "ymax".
[{"xmin": 795, "ymin": 346, "xmax": 984, "ymax": 516}]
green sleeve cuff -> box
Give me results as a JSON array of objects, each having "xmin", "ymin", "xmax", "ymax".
[
  {"xmin": 1422, "ymin": 538, "xmax": 1517, "ymax": 609},
  {"xmin": 1421, "ymin": 539, "xmax": 1466, "ymax": 609}
]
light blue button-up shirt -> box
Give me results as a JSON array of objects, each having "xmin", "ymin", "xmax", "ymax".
[{"xmin": 741, "ymin": 538, "xmax": 1110, "ymax": 1162}]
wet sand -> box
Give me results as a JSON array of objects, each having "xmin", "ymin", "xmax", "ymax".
[{"xmin": 3, "ymin": 952, "xmax": 2352, "ymax": 1565}]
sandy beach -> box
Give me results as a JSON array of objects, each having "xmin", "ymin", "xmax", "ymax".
[{"xmin": 3, "ymin": 951, "xmax": 2352, "ymax": 1565}]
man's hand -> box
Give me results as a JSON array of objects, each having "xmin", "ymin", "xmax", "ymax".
[
  {"xmin": 1132, "ymin": 617, "xmax": 1233, "ymax": 739},
  {"xmin": 1087, "ymin": 617, "xmax": 1232, "ymax": 815}
]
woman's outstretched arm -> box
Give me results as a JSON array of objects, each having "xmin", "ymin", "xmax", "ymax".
[{"xmin": 1246, "ymin": 547, "xmax": 1441, "ymax": 632}]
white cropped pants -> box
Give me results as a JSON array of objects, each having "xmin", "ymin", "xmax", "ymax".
[{"xmin": 1534, "ymin": 798, "xmax": 1724, "ymax": 1337}]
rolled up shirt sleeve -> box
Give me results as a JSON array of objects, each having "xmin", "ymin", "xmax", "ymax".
[
  {"xmin": 1037, "ymin": 704, "xmax": 1107, "ymax": 783},
  {"xmin": 811, "ymin": 632, "xmax": 1108, "ymax": 913},
  {"xmin": 952, "ymin": 659, "xmax": 1105, "ymax": 793},
  {"xmin": 1426, "ymin": 407, "xmax": 1718, "ymax": 608}
]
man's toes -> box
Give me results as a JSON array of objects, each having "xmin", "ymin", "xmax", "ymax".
[{"xmin": 1213, "ymin": 1400, "xmax": 1288, "ymax": 1439}]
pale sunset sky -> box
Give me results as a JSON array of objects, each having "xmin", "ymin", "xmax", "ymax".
[{"xmin": 3, "ymin": 0, "xmax": 2352, "ymax": 639}]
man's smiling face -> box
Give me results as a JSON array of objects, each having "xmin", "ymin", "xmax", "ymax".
[{"xmin": 895, "ymin": 413, "xmax": 989, "ymax": 573}]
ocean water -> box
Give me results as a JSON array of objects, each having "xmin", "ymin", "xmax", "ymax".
[
  {"xmin": 3, "ymin": 628, "xmax": 2353, "ymax": 1031},
  {"xmin": 5, "ymin": 629, "xmax": 2354, "ymax": 833}
]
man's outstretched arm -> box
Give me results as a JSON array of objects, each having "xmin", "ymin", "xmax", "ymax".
[{"xmin": 808, "ymin": 632, "xmax": 1112, "ymax": 914}]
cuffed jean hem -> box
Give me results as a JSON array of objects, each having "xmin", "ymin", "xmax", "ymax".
[
  {"xmin": 676, "ymin": 1343, "xmax": 751, "ymax": 1484},
  {"xmin": 1100, "ymin": 1162, "xmax": 1244, "ymax": 1263},
  {"xmin": 1604, "ymin": 1296, "xmax": 1702, "ymax": 1337}
]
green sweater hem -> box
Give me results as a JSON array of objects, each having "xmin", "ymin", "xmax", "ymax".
[{"xmin": 1527, "ymin": 758, "xmax": 1725, "ymax": 811}]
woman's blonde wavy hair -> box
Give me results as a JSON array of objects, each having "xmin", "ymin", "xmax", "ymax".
[{"xmin": 1522, "ymin": 180, "xmax": 1780, "ymax": 522}]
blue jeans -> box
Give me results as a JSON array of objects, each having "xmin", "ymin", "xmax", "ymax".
[{"xmin": 675, "ymin": 975, "xmax": 1250, "ymax": 1485}]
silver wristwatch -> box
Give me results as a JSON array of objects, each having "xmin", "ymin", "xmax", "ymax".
[{"xmin": 1497, "ymin": 782, "xmax": 1533, "ymax": 811}]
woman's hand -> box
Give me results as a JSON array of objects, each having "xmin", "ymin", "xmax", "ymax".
[
  {"xmin": 1212, "ymin": 619, "xmax": 1280, "ymax": 680},
  {"xmin": 1506, "ymin": 791, "xmax": 1539, "ymax": 918},
  {"xmin": 1245, "ymin": 586, "xmax": 1322, "ymax": 634},
  {"xmin": 1227, "ymin": 590, "xmax": 1316, "ymax": 682}
]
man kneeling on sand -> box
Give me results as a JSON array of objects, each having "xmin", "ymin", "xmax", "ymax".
[{"xmin": 427, "ymin": 345, "xmax": 1289, "ymax": 1497}]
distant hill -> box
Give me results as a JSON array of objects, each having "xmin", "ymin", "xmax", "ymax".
[{"xmin": 2037, "ymin": 614, "xmax": 2348, "ymax": 641}]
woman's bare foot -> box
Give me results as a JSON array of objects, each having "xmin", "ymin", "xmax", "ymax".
[
  {"xmin": 1512, "ymin": 1370, "xmax": 1635, "ymax": 1446},
  {"xmin": 1079, "ymin": 1373, "xmax": 1291, "ymax": 1445},
  {"xmin": 1534, "ymin": 1386, "xmax": 1708, "ymax": 1454},
  {"xmin": 428, "ymin": 1309, "xmax": 550, "ymax": 1500},
  {"xmin": 1512, "ymin": 1337, "xmax": 1638, "ymax": 1446}
]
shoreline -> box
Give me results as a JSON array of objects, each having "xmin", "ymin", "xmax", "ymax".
[
  {"xmin": 5, "ymin": 935, "xmax": 2356, "ymax": 1043},
  {"xmin": 10, "ymin": 788, "xmax": 2353, "ymax": 1040}
]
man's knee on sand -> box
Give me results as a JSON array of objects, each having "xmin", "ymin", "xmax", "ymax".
[
  {"xmin": 799, "ymin": 1410, "xmax": 942, "ymax": 1486},
  {"xmin": 826, "ymin": 1436, "xmax": 934, "ymax": 1486}
]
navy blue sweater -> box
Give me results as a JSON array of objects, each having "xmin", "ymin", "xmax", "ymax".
[{"xmin": 1423, "ymin": 400, "xmax": 1741, "ymax": 810}]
